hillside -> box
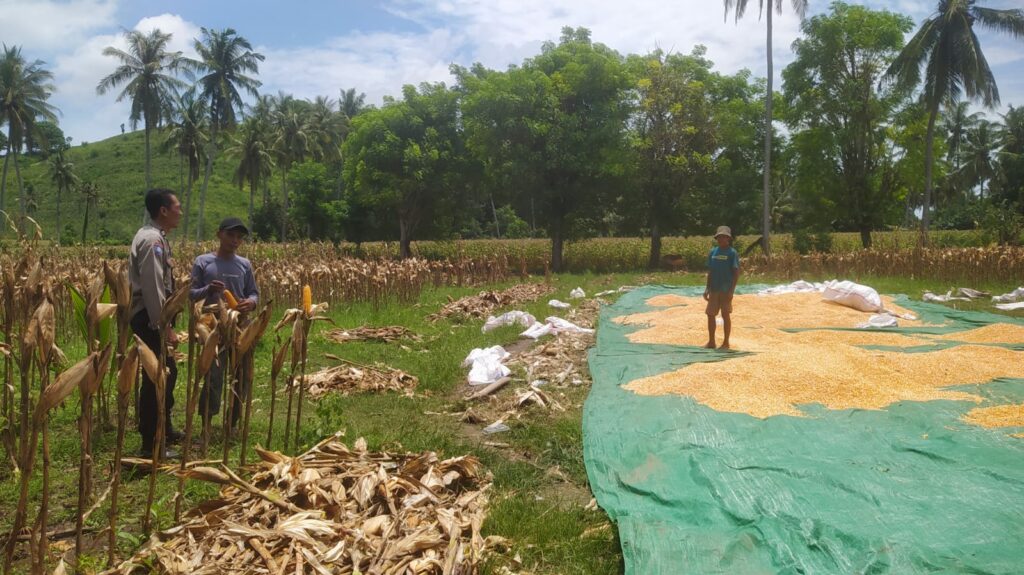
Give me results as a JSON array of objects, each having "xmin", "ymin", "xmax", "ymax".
[{"xmin": 0, "ymin": 130, "xmax": 257, "ymax": 244}]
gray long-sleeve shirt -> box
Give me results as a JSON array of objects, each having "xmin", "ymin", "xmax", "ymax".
[
  {"xmin": 189, "ymin": 252, "xmax": 259, "ymax": 306},
  {"xmin": 129, "ymin": 224, "xmax": 174, "ymax": 329}
]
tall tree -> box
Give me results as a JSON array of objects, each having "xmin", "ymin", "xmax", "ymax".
[
  {"xmin": 339, "ymin": 88, "xmax": 367, "ymax": 120},
  {"xmin": 457, "ymin": 27, "xmax": 630, "ymax": 271},
  {"xmin": 992, "ymin": 105, "xmax": 1024, "ymax": 204},
  {"xmin": 270, "ymin": 92, "xmax": 309, "ymax": 240},
  {"xmin": 957, "ymin": 117, "xmax": 999, "ymax": 198},
  {"xmin": 163, "ymin": 91, "xmax": 207, "ymax": 241},
  {"xmin": 343, "ymin": 83, "xmax": 466, "ymax": 258},
  {"xmin": 79, "ymin": 181, "xmax": 99, "ymax": 243},
  {"xmin": 228, "ymin": 114, "xmax": 274, "ymax": 230},
  {"xmin": 783, "ymin": 2, "xmax": 913, "ymax": 248},
  {"xmin": 48, "ymin": 148, "xmax": 79, "ymax": 245},
  {"xmin": 724, "ymin": 0, "xmax": 809, "ymax": 256},
  {"xmin": 627, "ymin": 48, "xmax": 717, "ymax": 268},
  {"xmin": 97, "ymin": 29, "xmax": 188, "ymax": 193},
  {"xmin": 0, "ymin": 45, "xmax": 58, "ymax": 226},
  {"xmin": 886, "ymin": 0, "xmax": 1024, "ymax": 237},
  {"xmin": 191, "ymin": 27, "xmax": 263, "ymax": 240}
]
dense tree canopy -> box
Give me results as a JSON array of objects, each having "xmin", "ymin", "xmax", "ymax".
[{"xmin": 3, "ymin": 4, "xmax": 1024, "ymax": 249}]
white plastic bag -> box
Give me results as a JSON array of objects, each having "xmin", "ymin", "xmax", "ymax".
[
  {"xmin": 822, "ymin": 280, "xmax": 883, "ymax": 313},
  {"xmin": 548, "ymin": 299, "xmax": 571, "ymax": 309},
  {"xmin": 463, "ymin": 345, "xmax": 511, "ymax": 385},
  {"xmin": 569, "ymin": 287, "xmax": 586, "ymax": 299},
  {"xmin": 544, "ymin": 316, "xmax": 595, "ymax": 334},
  {"xmin": 856, "ymin": 314, "xmax": 899, "ymax": 329},
  {"xmin": 520, "ymin": 321, "xmax": 553, "ymax": 339},
  {"xmin": 481, "ymin": 310, "xmax": 536, "ymax": 333},
  {"xmin": 991, "ymin": 284, "xmax": 1024, "ymax": 302}
]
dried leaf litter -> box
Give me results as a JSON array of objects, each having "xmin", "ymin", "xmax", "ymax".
[
  {"xmin": 620, "ymin": 293, "xmax": 1024, "ymax": 420},
  {"xmin": 105, "ymin": 436, "xmax": 502, "ymax": 575}
]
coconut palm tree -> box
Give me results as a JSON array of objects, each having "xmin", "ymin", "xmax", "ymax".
[
  {"xmin": 886, "ymin": 0, "xmax": 1024, "ymax": 236},
  {"xmin": 79, "ymin": 181, "xmax": 99, "ymax": 243},
  {"xmin": 48, "ymin": 149, "xmax": 78, "ymax": 245},
  {"xmin": 190, "ymin": 28, "xmax": 264, "ymax": 241},
  {"xmin": 957, "ymin": 118, "xmax": 1000, "ymax": 198},
  {"xmin": 723, "ymin": 0, "xmax": 809, "ymax": 256},
  {"xmin": 163, "ymin": 92, "xmax": 207, "ymax": 241},
  {"xmin": 0, "ymin": 45, "xmax": 58, "ymax": 226},
  {"xmin": 306, "ymin": 95, "xmax": 347, "ymax": 163},
  {"xmin": 339, "ymin": 88, "xmax": 366, "ymax": 120},
  {"xmin": 227, "ymin": 115, "xmax": 274, "ymax": 230},
  {"xmin": 97, "ymin": 29, "xmax": 188, "ymax": 193},
  {"xmin": 270, "ymin": 92, "xmax": 309, "ymax": 240}
]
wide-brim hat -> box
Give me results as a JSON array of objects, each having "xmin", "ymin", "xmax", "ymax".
[
  {"xmin": 714, "ymin": 225, "xmax": 732, "ymax": 239},
  {"xmin": 218, "ymin": 217, "xmax": 249, "ymax": 235}
]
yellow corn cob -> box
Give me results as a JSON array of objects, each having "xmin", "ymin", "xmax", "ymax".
[
  {"xmin": 223, "ymin": 289, "xmax": 239, "ymax": 310},
  {"xmin": 302, "ymin": 285, "xmax": 312, "ymax": 314}
]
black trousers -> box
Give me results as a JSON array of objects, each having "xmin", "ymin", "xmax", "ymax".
[{"xmin": 131, "ymin": 311, "xmax": 177, "ymax": 451}]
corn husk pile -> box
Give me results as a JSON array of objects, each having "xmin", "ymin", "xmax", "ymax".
[
  {"xmin": 325, "ymin": 326, "xmax": 422, "ymax": 344},
  {"xmin": 507, "ymin": 334, "xmax": 594, "ymax": 387},
  {"xmin": 300, "ymin": 356, "xmax": 419, "ymax": 398},
  {"xmin": 506, "ymin": 298, "xmax": 602, "ymax": 387},
  {"xmin": 429, "ymin": 284, "xmax": 553, "ymax": 322},
  {"xmin": 106, "ymin": 436, "xmax": 500, "ymax": 575}
]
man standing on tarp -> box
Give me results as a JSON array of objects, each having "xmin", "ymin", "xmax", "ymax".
[
  {"xmin": 703, "ymin": 225, "xmax": 740, "ymax": 349},
  {"xmin": 189, "ymin": 217, "xmax": 259, "ymax": 432},
  {"xmin": 129, "ymin": 188, "xmax": 184, "ymax": 459}
]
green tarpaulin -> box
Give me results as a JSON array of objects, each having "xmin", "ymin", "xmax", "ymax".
[{"xmin": 584, "ymin": 285, "xmax": 1024, "ymax": 574}]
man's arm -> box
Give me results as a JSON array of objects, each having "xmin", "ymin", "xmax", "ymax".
[
  {"xmin": 730, "ymin": 253, "xmax": 740, "ymax": 295},
  {"xmin": 189, "ymin": 258, "xmax": 208, "ymax": 301},
  {"xmin": 137, "ymin": 239, "xmax": 166, "ymax": 329},
  {"xmin": 242, "ymin": 261, "xmax": 258, "ymax": 305}
]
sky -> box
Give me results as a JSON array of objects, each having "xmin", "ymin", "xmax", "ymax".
[{"xmin": 1, "ymin": 0, "xmax": 1022, "ymax": 144}]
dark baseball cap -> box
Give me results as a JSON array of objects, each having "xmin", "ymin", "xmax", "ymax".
[{"xmin": 218, "ymin": 217, "xmax": 249, "ymax": 235}]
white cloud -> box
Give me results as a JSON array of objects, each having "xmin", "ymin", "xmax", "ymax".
[
  {"xmin": 50, "ymin": 13, "xmax": 203, "ymax": 144},
  {"xmin": 0, "ymin": 0, "xmax": 117, "ymax": 52},
  {"xmin": 17, "ymin": 0, "xmax": 1024, "ymax": 143},
  {"xmin": 258, "ymin": 29, "xmax": 460, "ymax": 107}
]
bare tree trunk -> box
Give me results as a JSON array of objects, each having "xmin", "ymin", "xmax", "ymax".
[
  {"xmin": 922, "ymin": 104, "xmax": 939, "ymax": 241},
  {"xmin": 399, "ymin": 217, "xmax": 412, "ymax": 259},
  {"xmin": 0, "ymin": 144, "xmax": 9, "ymax": 212},
  {"xmin": 279, "ymin": 170, "xmax": 288, "ymax": 241},
  {"xmin": 648, "ymin": 219, "xmax": 662, "ymax": 270},
  {"xmin": 197, "ymin": 125, "xmax": 219, "ymax": 242},
  {"xmin": 144, "ymin": 125, "xmax": 153, "ymax": 191},
  {"xmin": 55, "ymin": 185, "xmax": 61, "ymax": 246},
  {"xmin": 183, "ymin": 169, "xmax": 195, "ymax": 242},
  {"xmin": 14, "ymin": 149, "xmax": 26, "ymax": 230},
  {"xmin": 762, "ymin": 6, "xmax": 773, "ymax": 258},
  {"xmin": 551, "ymin": 218, "xmax": 564, "ymax": 273},
  {"xmin": 248, "ymin": 181, "xmax": 255, "ymax": 234}
]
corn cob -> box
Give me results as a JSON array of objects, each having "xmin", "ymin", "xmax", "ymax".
[
  {"xmin": 223, "ymin": 289, "xmax": 239, "ymax": 310},
  {"xmin": 302, "ymin": 285, "xmax": 312, "ymax": 315}
]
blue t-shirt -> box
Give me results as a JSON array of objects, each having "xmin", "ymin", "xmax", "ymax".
[{"xmin": 707, "ymin": 246, "xmax": 739, "ymax": 293}]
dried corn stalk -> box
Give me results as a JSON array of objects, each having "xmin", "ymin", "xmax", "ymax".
[
  {"xmin": 324, "ymin": 326, "xmax": 422, "ymax": 344},
  {"xmin": 105, "ymin": 436, "xmax": 504, "ymax": 575},
  {"xmin": 429, "ymin": 284, "xmax": 553, "ymax": 322},
  {"xmin": 299, "ymin": 356, "xmax": 418, "ymax": 398}
]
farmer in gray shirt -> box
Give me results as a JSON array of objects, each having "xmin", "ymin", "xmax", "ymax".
[
  {"xmin": 190, "ymin": 217, "xmax": 259, "ymax": 430},
  {"xmin": 129, "ymin": 189, "xmax": 183, "ymax": 458}
]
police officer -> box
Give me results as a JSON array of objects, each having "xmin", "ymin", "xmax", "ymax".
[{"xmin": 129, "ymin": 189, "xmax": 183, "ymax": 459}]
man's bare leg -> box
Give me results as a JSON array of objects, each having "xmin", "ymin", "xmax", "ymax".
[
  {"xmin": 720, "ymin": 312, "xmax": 731, "ymax": 349},
  {"xmin": 705, "ymin": 314, "xmax": 716, "ymax": 348}
]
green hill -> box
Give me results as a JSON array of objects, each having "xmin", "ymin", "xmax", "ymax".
[{"xmin": 0, "ymin": 130, "xmax": 255, "ymax": 244}]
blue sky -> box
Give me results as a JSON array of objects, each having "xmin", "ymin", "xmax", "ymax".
[{"xmin": 1, "ymin": 0, "xmax": 1021, "ymax": 144}]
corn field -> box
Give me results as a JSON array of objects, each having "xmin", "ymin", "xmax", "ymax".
[{"xmin": 0, "ymin": 238, "xmax": 513, "ymax": 574}]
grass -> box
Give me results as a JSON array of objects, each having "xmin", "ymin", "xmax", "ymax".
[{"xmin": 1, "ymin": 268, "xmax": 1023, "ymax": 573}]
